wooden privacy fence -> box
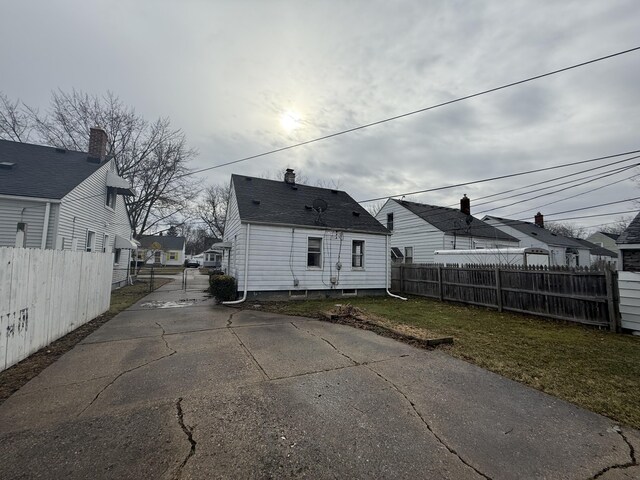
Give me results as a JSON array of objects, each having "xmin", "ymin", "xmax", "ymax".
[
  {"xmin": 0, "ymin": 247, "xmax": 113, "ymax": 372},
  {"xmin": 391, "ymin": 264, "xmax": 619, "ymax": 330}
]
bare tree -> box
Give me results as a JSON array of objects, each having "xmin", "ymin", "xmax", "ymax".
[
  {"xmin": 364, "ymin": 200, "xmax": 384, "ymax": 217},
  {"xmin": 1, "ymin": 89, "xmax": 200, "ymax": 238},
  {"xmin": 197, "ymin": 183, "xmax": 230, "ymax": 238},
  {"xmin": 0, "ymin": 93, "xmax": 32, "ymax": 142},
  {"xmin": 598, "ymin": 216, "xmax": 632, "ymax": 236},
  {"xmin": 545, "ymin": 221, "xmax": 587, "ymax": 239}
]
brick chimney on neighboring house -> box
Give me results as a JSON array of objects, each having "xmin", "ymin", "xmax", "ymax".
[
  {"xmin": 535, "ymin": 212, "xmax": 544, "ymax": 228},
  {"xmin": 88, "ymin": 127, "xmax": 108, "ymax": 161},
  {"xmin": 460, "ymin": 194, "xmax": 470, "ymax": 215},
  {"xmin": 284, "ymin": 168, "xmax": 296, "ymax": 185}
]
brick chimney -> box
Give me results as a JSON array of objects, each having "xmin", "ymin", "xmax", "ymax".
[
  {"xmin": 284, "ymin": 168, "xmax": 296, "ymax": 185},
  {"xmin": 534, "ymin": 212, "xmax": 544, "ymax": 228},
  {"xmin": 88, "ymin": 127, "xmax": 108, "ymax": 161},
  {"xmin": 460, "ymin": 194, "xmax": 470, "ymax": 215}
]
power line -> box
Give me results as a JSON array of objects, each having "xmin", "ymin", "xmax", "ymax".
[
  {"xmin": 358, "ymin": 149, "xmax": 640, "ymax": 203},
  {"xmin": 543, "ymin": 197, "xmax": 640, "ymax": 216},
  {"xmin": 180, "ymin": 46, "xmax": 640, "ymax": 178}
]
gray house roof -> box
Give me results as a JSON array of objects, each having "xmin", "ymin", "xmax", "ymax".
[
  {"xmin": 617, "ymin": 212, "xmax": 640, "ymax": 245},
  {"xmin": 600, "ymin": 231, "xmax": 619, "ymax": 241},
  {"xmin": 394, "ymin": 199, "xmax": 517, "ymax": 242},
  {"xmin": 0, "ymin": 139, "xmax": 109, "ymax": 199},
  {"xmin": 570, "ymin": 238, "xmax": 618, "ymax": 258},
  {"xmin": 231, "ymin": 174, "xmax": 389, "ymax": 234},
  {"xmin": 483, "ymin": 215, "xmax": 586, "ymax": 248},
  {"xmin": 139, "ymin": 235, "xmax": 186, "ymax": 250}
]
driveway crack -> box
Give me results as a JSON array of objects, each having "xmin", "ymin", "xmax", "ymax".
[
  {"xmin": 173, "ymin": 397, "xmax": 197, "ymax": 479},
  {"xmin": 590, "ymin": 427, "xmax": 637, "ymax": 479},
  {"xmin": 292, "ymin": 322, "xmax": 359, "ymax": 366},
  {"xmin": 366, "ymin": 365, "xmax": 491, "ymax": 480},
  {"xmin": 229, "ymin": 328, "xmax": 270, "ymax": 380},
  {"xmin": 76, "ymin": 324, "xmax": 177, "ymax": 417}
]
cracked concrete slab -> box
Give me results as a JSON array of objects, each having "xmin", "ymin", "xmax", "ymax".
[
  {"xmin": 0, "ymin": 399, "xmax": 186, "ymax": 480},
  {"xmin": 369, "ymin": 352, "xmax": 634, "ymax": 479},
  {"xmin": 232, "ymin": 322, "xmax": 355, "ymax": 379},
  {"xmin": 1, "ymin": 272, "xmax": 638, "ymax": 479},
  {"xmin": 179, "ymin": 367, "xmax": 482, "ymax": 479}
]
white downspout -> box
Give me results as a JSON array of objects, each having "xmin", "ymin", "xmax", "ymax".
[
  {"xmin": 223, "ymin": 223, "xmax": 251, "ymax": 305},
  {"xmin": 41, "ymin": 202, "xmax": 51, "ymax": 249},
  {"xmin": 386, "ymin": 235, "xmax": 407, "ymax": 300}
]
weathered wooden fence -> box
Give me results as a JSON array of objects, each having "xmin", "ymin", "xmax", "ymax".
[
  {"xmin": 391, "ymin": 264, "xmax": 619, "ymax": 330},
  {"xmin": 0, "ymin": 247, "xmax": 113, "ymax": 372}
]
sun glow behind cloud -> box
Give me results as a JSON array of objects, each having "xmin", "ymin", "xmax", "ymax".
[{"xmin": 280, "ymin": 110, "xmax": 301, "ymax": 132}]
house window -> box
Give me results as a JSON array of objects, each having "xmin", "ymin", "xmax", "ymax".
[
  {"xmin": 352, "ymin": 240, "xmax": 364, "ymax": 268},
  {"xmin": 15, "ymin": 222, "xmax": 27, "ymax": 248},
  {"xmin": 103, "ymin": 234, "xmax": 109, "ymax": 253},
  {"xmin": 154, "ymin": 251, "xmax": 162, "ymax": 263},
  {"xmin": 307, "ymin": 237, "xmax": 322, "ymax": 267},
  {"xmin": 86, "ymin": 231, "xmax": 96, "ymax": 252},
  {"xmin": 114, "ymin": 248, "xmax": 122, "ymax": 264},
  {"xmin": 404, "ymin": 246, "xmax": 413, "ymax": 264},
  {"xmin": 169, "ymin": 251, "xmax": 177, "ymax": 260},
  {"xmin": 387, "ymin": 213, "xmax": 394, "ymax": 231},
  {"xmin": 106, "ymin": 187, "xmax": 117, "ymax": 209}
]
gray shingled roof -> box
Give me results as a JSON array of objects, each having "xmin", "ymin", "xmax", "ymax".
[
  {"xmin": 570, "ymin": 237, "xmax": 618, "ymax": 258},
  {"xmin": 617, "ymin": 211, "xmax": 640, "ymax": 245},
  {"xmin": 0, "ymin": 139, "xmax": 109, "ymax": 199},
  {"xmin": 231, "ymin": 174, "xmax": 388, "ymax": 234},
  {"xmin": 395, "ymin": 199, "xmax": 517, "ymax": 241},
  {"xmin": 600, "ymin": 231, "xmax": 619, "ymax": 241},
  {"xmin": 139, "ymin": 235, "xmax": 186, "ymax": 250},
  {"xmin": 483, "ymin": 215, "xmax": 587, "ymax": 248}
]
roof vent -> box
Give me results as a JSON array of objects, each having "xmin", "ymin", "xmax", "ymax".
[
  {"xmin": 245, "ymin": 177, "xmax": 252, "ymax": 181},
  {"xmin": 331, "ymin": 189, "xmax": 338, "ymax": 194},
  {"xmin": 291, "ymin": 186, "xmax": 298, "ymax": 190},
  {"xmin": 352, "ymin": 211, "xmax": 360, "ymax": 217},
  {"xmin": 0, "ymin": 162, "xmax": 16, "ymax": 170},
  {"xmin": 252, "ymin": 199, "xmax": 261, "ymax": 205},
  {"xmin": 55, "ymin": 147, "xmax": 66, "ymax": 153},
  {"xmin": 304, "ymin": 205, "xmax": 313, "ymax": 210}
]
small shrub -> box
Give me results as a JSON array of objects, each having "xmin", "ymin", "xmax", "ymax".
[{"xmin": 209, "ymin": 275, "xmax": 237, "ymax": 302}]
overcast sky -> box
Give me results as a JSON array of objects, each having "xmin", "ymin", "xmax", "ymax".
[{"xmin": 2, "ymin": 0, "xmax": 640, "ymax": 230}]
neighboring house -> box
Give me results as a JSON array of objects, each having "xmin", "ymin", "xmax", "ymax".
[
  {"xmin": 483, "ymin": 213, "xmax": 590, "ymax": 267},
  {"xmin": 0, "ymin": 130, "xmax": 136, "ymax": 289},
  {"xmin": 570, "ymin": 237, "xmax": 618, "ymax": 267},
  {"xmin": 375, "ymin": 196, "xmax": 519, "ymax": 264},
  {"xmin": 202, "ymin": 238, "xmax": 224, "ymax": 268},
  {"xmin": 138, "ymin": 235, "xmax": 186, "ymax": 266},
  {"xmin": 617, "ymin": 212, "xmax": 640, "ymax": 272},
  {"xmin": 616, "ymin": 211, "xmax": 640, "ymax": 333},
  {"xmin": 222, "ymin": 169, "xmax": 390, "ymax": 300},
  {"xmin": 586, "ymin": 231, "xmax": 620, "ymax": 259}
]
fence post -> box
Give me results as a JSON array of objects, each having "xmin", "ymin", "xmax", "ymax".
[
  {"xmin": 399, "ymin": 264, "xmax": 405, "ymax": 293},
  {"xmin": 495, "ymin": 266, "xmax": 503, "ymax": 312},
  {"xmin": 438, "ymin": 265, "xmax": 443, "ymax": 301},
  {"xmin": 605, "ymin": 267, "xmax": 619, "ymax": 332}
]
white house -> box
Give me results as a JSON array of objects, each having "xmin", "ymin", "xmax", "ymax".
[
  {"xmin": 483, "ymin": 213, "xmax": 590, "ymax": 267},
  {"xmin": 616, "ymin": 211, "xmax": 640, "ymax": 333},
  {"xmin": 138, "ymin": 235, "xmax": 186, "ymax": 266},
  {"xmin": 570, "ymin": 237, "xmax": 618, "ymax": 267},
  {"xmin": 222, "ymin": 169, "xmax": 390, "ymax": 300},
  {"xmin": 375, "ymin": 196, "xmax": 519, "ymax": 264},
  {"xmin": 0, "ymin": 129, "xmax": 136, "ymax": 288}
]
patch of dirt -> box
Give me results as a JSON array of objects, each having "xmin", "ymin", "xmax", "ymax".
[{"xmin": 322, "ymin": 304, "xmax": 453, "ymax": 349}]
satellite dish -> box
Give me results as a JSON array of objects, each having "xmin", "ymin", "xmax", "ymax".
[{"xmin": 312, "ymin": 198, "xmax": 328, "ymax": 212}]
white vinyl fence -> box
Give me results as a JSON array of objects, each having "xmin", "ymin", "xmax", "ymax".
[
  {"xmin": 0, "ymin": 247, "xmax": 113, "ymax": 371},
  {"xmin": 619, "ymin": 271, "xmax": 640, "ymax": 333}
]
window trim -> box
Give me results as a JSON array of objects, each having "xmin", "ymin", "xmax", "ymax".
[
  {"xmin": 105, "ymin": 186, "xmax": 117, "ymax": 210},
  {"xmin": 103, "ymin": 234, "xmax": 109, "ymax": 253},
  {"xmin": 352, "ymin": 239, "xmax": 365, "ymax": 269},
  {"xmin": 307, "ymin": 236, "xmax": 322, "ymax": 269},
  {"xmin": 15, "ymin": 222, "xmax": 27, "ymax": 248},
  {"xmin": 86, "ymin": 230, "xmax": 96, "ymax": 252}
]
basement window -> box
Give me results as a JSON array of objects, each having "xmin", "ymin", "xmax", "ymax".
[
  {"xmin": 289, "ymin": 290, "xmax": 307, "ymax": 298},
  {"xmin": 342, "ymin": 289, "xmax": 357, "ymax": 297}
]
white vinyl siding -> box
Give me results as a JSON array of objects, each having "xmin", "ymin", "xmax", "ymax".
[
  {"xmin": 222, "ymin": 182, "xmax": 244, "ymax": 280},
  {"xmin": 239, "ymin": 224, "xmax": 387, "ymax": 291},
  {"xmin": 0, "ymin": 198, "xmax": 58, "ymax": 249}
]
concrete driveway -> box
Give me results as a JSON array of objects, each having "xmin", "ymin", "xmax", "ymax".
[{"xmin": 1, "ymin": 270, "xmax": 638, "ymax": 479}]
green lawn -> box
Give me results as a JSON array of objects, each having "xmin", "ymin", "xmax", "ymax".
[{"xmin": 259, "ymin": 295, "xmax": 640, "ymax": 429}]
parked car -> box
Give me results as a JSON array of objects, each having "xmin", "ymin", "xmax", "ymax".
[{"xmin": 184, "ymin": 259, "xmax": 200, "ymax": 268}]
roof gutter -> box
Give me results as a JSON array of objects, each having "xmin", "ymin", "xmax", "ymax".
[
  {"xmin": 223, "ymin": 223, "xmax": 251, "ymax": 305},
  {"xmin": 240, "ymin": 220, "xmax": 390, "ymax": 236},
  {"xmin": 0, "ymin": 194, "xmax": 61, "ymax": 204}
]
